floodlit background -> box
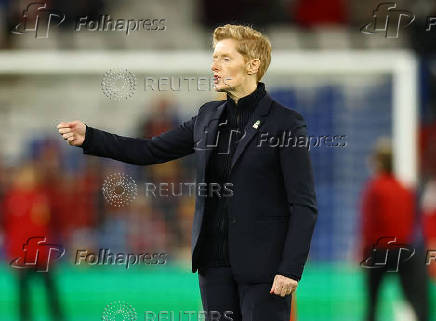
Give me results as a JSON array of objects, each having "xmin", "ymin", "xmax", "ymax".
[{"xmin": 0, "ymin": 0, "xmax": 435, "ymax": 320}]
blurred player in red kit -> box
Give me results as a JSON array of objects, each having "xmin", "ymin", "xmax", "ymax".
[
  {"xmin": 360, "ymin": 138, "xmax": 429, "ymax": 321},
  {"xmin": 2, "ymin": 162, "xmax": 65, "ymax": 321}
]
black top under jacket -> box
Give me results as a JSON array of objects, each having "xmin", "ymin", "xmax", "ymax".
[
  {"xmin": 197, "ymin": 82, "xmax": 266, "ymax": 268},
  {"xmin": 79, "ymin": 82, "xmax": 318, "ymax": 283}
]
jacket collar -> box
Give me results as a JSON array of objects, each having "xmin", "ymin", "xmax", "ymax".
[
  {"xmin": 226, "ymin": 82, "xmax": 266, "ymax": 114},
  {"xmin": 202, "ymin": 89, "xmax": 273, "ymax": 172}
]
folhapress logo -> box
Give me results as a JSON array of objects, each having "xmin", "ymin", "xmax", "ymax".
[
  {"xmin": 360, "ymin": 236, "xmax": 415, "ymax": 272},
  {"xmin": 12, "ymin": 2, "xmax": 65, "ymax": 38},
  {"xmin": 12, "ymin": 3, "xmax": 166, "ymax": 39},
  {"xmin": 10, "ymin": 236, "xmax": 65, "ymax": 272},
  {"xmin": 361, "ymin": 2, "xmax": 415, "ymax": 38}
]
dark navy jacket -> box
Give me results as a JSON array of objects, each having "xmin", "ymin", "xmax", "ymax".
[{"xmin": 81, "ymin": 92, "xmax": 318, "ymax": 284}]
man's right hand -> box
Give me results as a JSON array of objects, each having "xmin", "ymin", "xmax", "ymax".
[{"xmin": 57, "ymin": 120, "xmax": 86, "ymax": 146}]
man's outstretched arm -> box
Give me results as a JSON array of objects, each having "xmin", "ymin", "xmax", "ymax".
[{"xmin": 57, "ymin": 114, "xmax": 198, "ymax": 166}]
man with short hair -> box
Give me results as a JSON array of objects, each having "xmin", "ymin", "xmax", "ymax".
[{"xmin": 58, "ymin": 24, "xmax": 318, "ymax": 320}]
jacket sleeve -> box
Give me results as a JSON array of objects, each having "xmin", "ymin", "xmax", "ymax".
[
  {"xmin": 79, "ymin": 114, "xmax": 197, "ymax": 166},
  {"xmin": 276, "ymin": 115, "xmax": 318, "ymax": 281}
]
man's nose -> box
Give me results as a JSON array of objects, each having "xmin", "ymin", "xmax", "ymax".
[{"xmin": 211, "ymin": 62, "xmax": 220, "ymax": 72}]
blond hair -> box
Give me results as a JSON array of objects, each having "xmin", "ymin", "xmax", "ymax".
[{"xmin": 213, "ymin": 24, "xmax": 271, "ymax": 81}]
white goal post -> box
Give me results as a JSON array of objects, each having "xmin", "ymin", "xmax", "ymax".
[{"xmin": 0, "ymin": 50, "xmax": 418, "ymax": 186}]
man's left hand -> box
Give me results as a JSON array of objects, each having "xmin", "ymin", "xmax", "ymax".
[{"xmin": 269, "ymin": 274, "xmax": 298, "ymax": 297}]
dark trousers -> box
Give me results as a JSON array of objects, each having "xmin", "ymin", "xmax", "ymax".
[
  {"xmin": 198, "ymin": 267, "xmax": 292, "ymax": 321},
  {"xmin": 17, "ymin": 269, "xmax": 65, "ymax": 321},
  {"xmin": 365, "ymin": 247, "xmax": 429, "ymax": 321}
]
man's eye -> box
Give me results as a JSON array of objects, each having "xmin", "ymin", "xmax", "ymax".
[{"xmin": 224, "ymin": 57, "xmax": 230, "ymax": 61}]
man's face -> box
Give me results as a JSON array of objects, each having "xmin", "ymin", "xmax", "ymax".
[{"xmin": 211, "ymin": 38, "xmax": 248, "ymax": 92}]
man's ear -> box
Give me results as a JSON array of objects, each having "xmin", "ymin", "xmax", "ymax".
[{"xmin": 247, "ymin": 58, "xmax": 260, "ymax": 75}]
